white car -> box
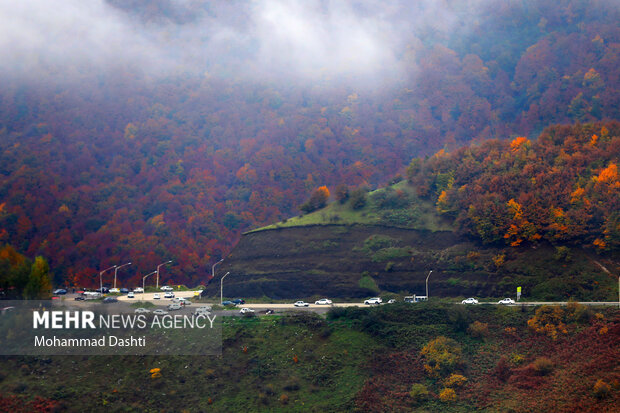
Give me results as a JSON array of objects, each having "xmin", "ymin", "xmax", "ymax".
[
  {"xmin": 364, "ymin": 297, "xmax": 382, "ymax": 305},
  {"xmin": 109, "ymin": 288, "xmax": 120, "ymax": 293},
  {"xmin": 160, "ymin": 286, "xmax": 174, "ymax": 291},
  {"xmin": 239, "ymin": 307, "xmax": 255, "ymax": 314},
  {"xmin": 134, "ymin": 308, "xmax": 150, "ymax": 314},
  {"xmin": 133, "ymin": 287, "xmax": 144, "ymax": 293},
  {"xmin": 498, "ymin": 298, "xmax": 516, "ymax": 305},
  {"xmin": 167, "ymin": 303, "xmax": 182, "ymax": 311},
  {"xmin": 294, "ymin": 301, "xmax": 309, "ymax": 307},
  {"xmin": 387, "ymin": 299, "xmax": 396, "ymax": 304},
  {"xmin": 127, "ymin": 292, "xmax": 135, "ymax": 298},
  {"xmin": 153, "ymin": 293, "xmax": 160, "ymax": 299},
  {"xmin": 153, "ymin": 309, "xmax": 168, "ymax": 315},
  {"xmin": 461, "ymin": 297, "xmax": 479, "ymax": 304},
  {"xmin": 164, "ymin": 292, "xmax": 174, "ymax": 299},
  {"xmin": 314, "ymin": 298, "xmax": 333, "ymax": 305}
]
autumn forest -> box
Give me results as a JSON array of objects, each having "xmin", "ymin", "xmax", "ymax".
[{"xmin": 0, "ymin": 0, "xmax": 619, "ymax": 289}]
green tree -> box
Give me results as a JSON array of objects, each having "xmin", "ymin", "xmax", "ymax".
[{"xmin": 24, "ymin": 256, "xmax": 52, "ymax": 299}]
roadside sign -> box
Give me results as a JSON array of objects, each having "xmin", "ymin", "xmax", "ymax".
[{"xmin": 517, "ymin": 286, "xmax": 522, "ymax": 301}]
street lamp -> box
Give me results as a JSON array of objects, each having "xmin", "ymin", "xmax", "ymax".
[
  {"xmin": 425, "ymin": 270, "xmax": 433, "ymax": 298},
  {"xmin": 142, "ymin": 271, "xmax": 157, "ymax": 301},
  {"xmin": 113, "ymin": 262, "xmax": 131, "ymax": 289},
  {"xmin": 99, "ymin": 265, "xmax": 117, "ymax": 293},
  {"xmin": 212, "ymin": 258, "xmax": 224, "ymax": 279},
  {"xmin": 220, "ymin": 272, "xmax": 230, "ymax": 305},
  {"xmin": 156, "ymin": 260, "xmax": 173, "ymax": 289}
]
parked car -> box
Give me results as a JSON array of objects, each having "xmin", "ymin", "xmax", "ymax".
[
  {"xmin": 160, "ymin": 286, "xmax": 174, "ymax": 291},
  {"xmin": 232, "ymin": 298, "xmax": 246, "ymax": 305},
  {"xmin": 74, "ymin": 296, "xmax": 85, "ymax": 301},
  {"xmin": 364, "ymin": 297, "xmax": 382, "ymax": 305},
  {"xmin": 53, "ymin": 289, "xmax": 67, "ymax": 295},
  {"xmin": 164, "ymin": 292, "xmax": 174, "ymax": 299},
  {"xmin": 314, "ymin": 298, "xmax": 333, "ymax": 305},
  {"xmin": 167, "ymin": 303, "xmax": 182, "ymax": 311},
  {"xmin": 239, "ymin": 307, "xmax": 255, "ymax": 314},
  {"xmin": 294, "ymin": 301, "xmax": 309, "ymax": 307},
  {"xmin": 127, "ymin": 291, "xmax": 135, "ymax": 298},
  {"xmin": 134, "ymin": 308, "xmax": 151, "ymax": 313},
  {"xmin": 96, "ymin": 287, "xmax": 110, "ymax": 294},
  {"xmin": 133, "ymin": 287, "xmax": 144, "ymax": 293},
  {"xmin": 498, "ymin": 298, "xmax": 516, "ymax": 305},
  {"xmin": 103, "ymin": 297, "xmax": 118, "ymax": 304},
  {"xmin": 461, "ymin": 297, "xmax": 479, "ymax": 304},
  {"xmin": 222, "ymin": 300, "xmax": 236, "ymax": 306},
  {"xmin": 120, "ymin": 288, "xmax": 129, "ymax": 294},
  {"xmin": 109, "ymin": 288, "xmax": 120, "ymax": 293},
  {"xmin": 387, "ymin": 299, "xmax": 396, "ymax": 304},
  {"xmin": 153, "ymin": 293, "xmax": 160, "ymax": 299},
  {"xmin": 153, "ymin": 309, "xmax": 168, "ymax": 315}
]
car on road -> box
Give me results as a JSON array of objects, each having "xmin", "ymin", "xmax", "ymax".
[
  {"xmin": 153, "ymin": 309, "xmax": 168, "ymax": 315},
  {"xmin": 232, "ymin": 298, "xmax": 246, "ymax": 305},
  {"xmin": 193, "ymin": 307, "xmax": 211, "ymax": 317},
  {"xmin": 164, "ymin": 292, "xmax": 174, "ymax": 299},
  {"xmin": 294, "ymin": 301, "xmax": 309, "ymax": 307},
  {"xmin": 127, "ymin": 292, "xmax": 135, "ymax": 298},
  {"xmin": 53, "ymin": 289, "xmax": 67, "ymax": 295},
  {"xmin": 134, "ymin": 308, "xmax": 151, "ymax": 314},
  {"xmin": 314, "ymin": 298, "xmax": 333, "ymax": 305},
  {"xmin": 265, "ymin": 309, "xmax": 275, "ymax": 315},
  {"xmin": 498, "ymin": 298, "xmax": 516, "ymax": 305},
  {"xmin": 153, "ymin": 293, "xmax": 160, "ymax": 299},
  {"xmin": 239, "ymin": 307, "xmax": 255, "ymax": 314},
  {"xmin": 461, "ymin": 297, "xmax": 479, "ymax": 304},
  {"xmin": 364, "ymin": 297, "xmax": 382, "ymax": 305},
  {"xmin": 96, "ymin": 287, "xmax": 110, "ymax": 294},
  {"xmin": 120, "ymin": 288, "xmax": 129, "ymax": 294},
  {"xmin": 103, "ymin": 297, "xmax": 118, "ymax": 304},
  {"xmin": 387, "ymin": 299, "xmax": 396, "ymax": 304},
  {"xmin": 74, "ymin": 296, "xmax": 85, "ymax": 301},
  {"xmin": 133, "ymin": 287, "xmax": 144, "ymax": 293},
  {"xmin": 167, "ymin": 303, "xmax": 182, "ymax": 311},
  {"xmin": 222, "ymin": 300, "xmax": 236, "ymax": 306},
  {"xmin": 109, "ymin": 288, "xmax": 120, "ymax": 293},
  {"xmin": 160, "ymin": 286, "xmax": 174, "ymax": 291}
]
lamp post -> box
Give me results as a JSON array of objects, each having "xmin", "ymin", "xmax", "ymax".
[
  {"xmin": 142, "ymin": 271, "xmax": 157, "ymax": 301},
  {"xmin": 113, "ymin": 262, "xmax": 131, "ymax": 289},
  {"xmin": 99, "ymin": 265, "xmax": 117, "ymax": 293},
  {"xmin": 212, "ymin": 258, "xmax": 224, "ymax": 279},
  {"xmin": 425, "ymin": 270, "xmax": 433, "ymax": 298},
  {"xmin": 156, "ymin": 260, "xmax": 173, "ymax": 289},
  {"xmin": 220, "ymin": 272, "xmax": 230, "ymax": 305}
]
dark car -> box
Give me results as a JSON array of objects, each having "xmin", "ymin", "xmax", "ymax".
[
  {"xmin": 232, "ymin": 298, "xmax": 245, "ymax": 305},
  {"xmin": 222, "ymin": 300, "xmax": 236, "ymax": 306},
  {"xmin": 96, "ymin": 287, "xmax": 110, "ymax": 294},
  {"xmin": 120, "ymin": 288, "xmax": 129, "ymax": 294},
  {"xmin": 53, "ymin": 289, "xmax": 67, "ymax": 295},
  {"xmin": 74, "ymin": 296, "xmax": 85, "ymax": 301},
  {"xmin": 102, "ymin": 297, "xmax": 118, "ymax": 304}
]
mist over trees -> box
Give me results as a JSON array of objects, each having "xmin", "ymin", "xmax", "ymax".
[{"xmin": 0, "ymin": 0, "xmax": 618, "ymax": 286}]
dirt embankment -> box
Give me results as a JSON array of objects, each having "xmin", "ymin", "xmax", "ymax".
[{"xmin": 203, "ymin": 224, "xmax": 514, "ymax": 299}]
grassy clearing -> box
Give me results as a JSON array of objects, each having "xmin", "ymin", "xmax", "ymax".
[{"xmin": 249, "ymin": 181, "xmax": 454, "ymax": 233}]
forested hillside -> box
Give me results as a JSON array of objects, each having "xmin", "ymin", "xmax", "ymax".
[
  {"xmin": 0, "ymin": 0, "xmax": 618, "ymax": 287},
  {"xmin": 408, "ymin": 122, "xmax": 620, "ymax": 251}
]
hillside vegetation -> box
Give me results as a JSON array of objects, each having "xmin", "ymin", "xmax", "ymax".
[
  {"xmin": 0, "ymin": 304, "xmax": 617, "ymax": 412},
  {"xmin": 1, "ymin": 0, "xmax": 618, "ymax": 287}
]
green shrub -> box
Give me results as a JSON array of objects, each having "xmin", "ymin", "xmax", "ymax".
[{"xmin": 409, "ymin": 383, "xmax": 429, "ymax": 402}]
